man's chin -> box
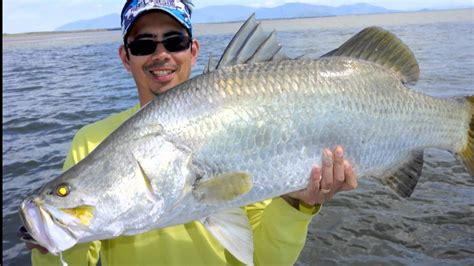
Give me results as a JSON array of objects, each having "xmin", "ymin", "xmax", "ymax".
[{"xmin": 151, "ymin": 83, "xmax": 176, "ymax": 95}]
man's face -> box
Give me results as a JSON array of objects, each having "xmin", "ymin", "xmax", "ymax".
[{"xmin": 120, "ymin": 12, "xmax": 199, "ymax": 106}]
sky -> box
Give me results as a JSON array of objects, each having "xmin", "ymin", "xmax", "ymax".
[{"xmin": 3, "ymin": 0, "xmax": 473, "ymax": 34}]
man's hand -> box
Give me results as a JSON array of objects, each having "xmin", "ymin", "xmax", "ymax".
[
  {"xmin": 282, "ymin": 146, "xmax": 357, "ymax": 208},
  {"xmin": 18, "ymin": 225, "xmax": 49, "ymax": 254},
  {"xmin": 25, "ymin": 242, "xmax": 48, "ymax": 254}
]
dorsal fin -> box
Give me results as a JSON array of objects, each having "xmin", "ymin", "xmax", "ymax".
[
  {"xmin": 246, "ymin": 30, "xmax": 283, "ymax": 63},
  {"xmin": 203, "ymin": 13, "xmax": 289, "ymax": 73},
  {"xmin": 322, "ymin": 26, "xmax": 420, "ymax": 84}
]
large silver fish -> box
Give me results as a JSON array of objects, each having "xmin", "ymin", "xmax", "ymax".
[{"xmin": 19, "ymin": 15, "xmax": 473, "ymax": 265}]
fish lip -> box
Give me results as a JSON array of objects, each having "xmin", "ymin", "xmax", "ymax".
[
  {"xmin": 19, "ymin": 197, "xmax": 53, "ymax": 250},
  {"xmin": 18, "ymin": 200, "xmax": 40, "ymax": 245},
  {"xmin": 19, "ymin": 197, "xmax": 81, "ymax": 254}
]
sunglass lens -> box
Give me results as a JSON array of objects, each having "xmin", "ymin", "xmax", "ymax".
[
  {"xmin": 164, "ymin": 36, "xmax": 191, "ymax": 52},
  {"xmin": 128, "ymin": 36, "xmax": 191, "ymax": 56},
  {"xmin": 129, "ymin": 40, "xmax": 156, "ymax": 56}
]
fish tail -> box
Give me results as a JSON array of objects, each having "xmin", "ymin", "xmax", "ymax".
[{"xmin": 459, "ymin": 96, "xmax": 474, "ymax": 177}]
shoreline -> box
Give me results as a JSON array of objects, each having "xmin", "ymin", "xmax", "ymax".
[
  {"xmin": 194, "ymin": 8, "xmax": 473, "ymax": 36},
  {"xmin": 3, "ymin": 8, "xmax": 473, "ymax": 38},
  {"xmin": 3, "ymin": 8, "xmax": 472, "ymax": 47}
]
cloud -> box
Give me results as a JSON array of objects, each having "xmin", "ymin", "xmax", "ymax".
[{"xmin": 3, "ymin": 0, "xmax": 123, "ymax": 33}]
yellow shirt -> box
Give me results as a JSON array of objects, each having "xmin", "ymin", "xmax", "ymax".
[{"xmin": 32, "ymin": 104, "xmax": 321, "ymax": 266}]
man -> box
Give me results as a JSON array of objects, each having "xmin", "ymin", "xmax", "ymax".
[{"xmin": 30, "ymin": 0, "xmax": 357, "ymax": 265}]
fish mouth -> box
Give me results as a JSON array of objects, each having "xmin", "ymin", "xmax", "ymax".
[{"xmin": 19, "ymin": 197, "xmax": 94, "ymax": 254}]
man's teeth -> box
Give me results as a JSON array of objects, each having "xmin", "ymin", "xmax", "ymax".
[{"xmin": 153, "ymin": 70, "xmax": 173, "ymax": 76}]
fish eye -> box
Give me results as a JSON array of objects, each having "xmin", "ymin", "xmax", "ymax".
[{"xmin": 56, "ymin": 183, "xmax": 71, "ymax": 197}]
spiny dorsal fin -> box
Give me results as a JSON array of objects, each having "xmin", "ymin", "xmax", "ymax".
[
  {"xmin": 204, "ymin": 13, "xmax": 289, "ymax": 73},
  {"xmin": 381, "ymin": 150, "xmax": 424, "ymax": 198},
  {"xmin": 246, "ymin": 30, "xmax": 283, "ymax": 63},
  {"xmin": 322, "ymin": 26, "xmax": 420, "ymax": 84}
]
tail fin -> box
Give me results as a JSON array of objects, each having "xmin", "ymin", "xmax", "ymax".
[{"xmin": 459, "ymin": 96, "xmax": 474, "ymax": 177}]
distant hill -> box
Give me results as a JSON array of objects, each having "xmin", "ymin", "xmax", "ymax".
[
  {"xmin": 253, "ymin": 3, "xmax": 393, "ymax": 20},
  {"xmin": 192, "ymin": 5, "xmax": 257, "ymax": 23},
  {"xmin": 55, "ymin": 13, "xmax": 120, "ymax": 31},
  {"xmin": 55, "ymin": 2, "xmax": 397, "ymax": 31}
]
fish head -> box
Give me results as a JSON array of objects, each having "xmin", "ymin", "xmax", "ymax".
[
  {"xmin": 18, "ymin": 136, "xmax": 197, "ymax": 253},
  {"xmin": 19, "ymin": 166, "xmax": 102, "ymax": 254}
]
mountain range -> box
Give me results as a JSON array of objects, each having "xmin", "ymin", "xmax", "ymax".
[{"xmin": 55, "ymin": 3, "xmax": 396, "ymax": 31}]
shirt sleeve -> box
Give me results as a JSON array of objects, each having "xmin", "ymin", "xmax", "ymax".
[
  {"xmin": 246, "ymin": 197, "xmax": 322, "ymax": 265},
  {"xmin": 31, "ymin": 129, "xmax": 102, "ymax": 266}
]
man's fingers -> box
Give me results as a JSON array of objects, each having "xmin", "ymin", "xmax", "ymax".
[
  {"xmin": 341, "ymin": 160, "xmax": 358, "ymax": 191},
  {"xmin": 310, "ymin": 165, "xmax": 321, "ymax": 193},
  {"xmin": 302, "ymin": 165, "xmax": 321, "ymax": 205},
  {"xmin": 285, "ymin": 148, "xmax": 357, "ymax": 206},
  {"xmin": 320, "ymin": 149, "xmax": 333, "ymax": 193},
  {"xmin": 332, "ymin": 146, "xmax": 345, "ymax": 186}
]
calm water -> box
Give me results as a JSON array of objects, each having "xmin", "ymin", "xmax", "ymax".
[{"xmin": 3, "ymin": 11, "xmax": 474, "ymax": 265}]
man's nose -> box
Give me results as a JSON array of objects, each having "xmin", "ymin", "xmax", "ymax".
[{"xmin": 151, "ymin": 42, "xmax": 171, "ymax": 59}]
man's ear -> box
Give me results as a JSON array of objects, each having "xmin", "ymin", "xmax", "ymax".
[
  {"xmin": 191, "ymin": 39, "xmax": 200, "ymax": 66},
  {"xmin": 119, "ymin": 45, "xmax": 131, "ymax": 72}
]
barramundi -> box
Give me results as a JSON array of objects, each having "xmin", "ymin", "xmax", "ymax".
[{"xmin": 19, "ymin": 15, "xmax": 473, "ymax": 265}]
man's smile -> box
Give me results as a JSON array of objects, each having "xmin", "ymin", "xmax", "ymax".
[{"xmin": 146, "ymin": 66, "xmax": 176, "ymax": 82}]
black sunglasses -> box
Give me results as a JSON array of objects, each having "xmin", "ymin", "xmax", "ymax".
[{"xmin": 126, "ymin": 35, "xmax": 192, "ymax": 56}]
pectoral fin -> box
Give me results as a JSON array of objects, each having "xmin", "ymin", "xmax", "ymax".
[
  {"xmin": 380, "ymin": 150, "xmax": 424, "ymax": 198},
  {"xmin": 202, "ymin": 208, "xmax": 254, "ymax": 265},
  {"xmin": 193, "ymin": 172, "xmax": 253, "ymax": 204}
]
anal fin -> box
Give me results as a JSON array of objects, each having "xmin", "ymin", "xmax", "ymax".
[
  {"xmin": 457, "ymin": 96, "xmax": 474, "ymax": 177},
  {"xmin": 381, "ymin": 150, "xmax": 424, "ymax": 198}
]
